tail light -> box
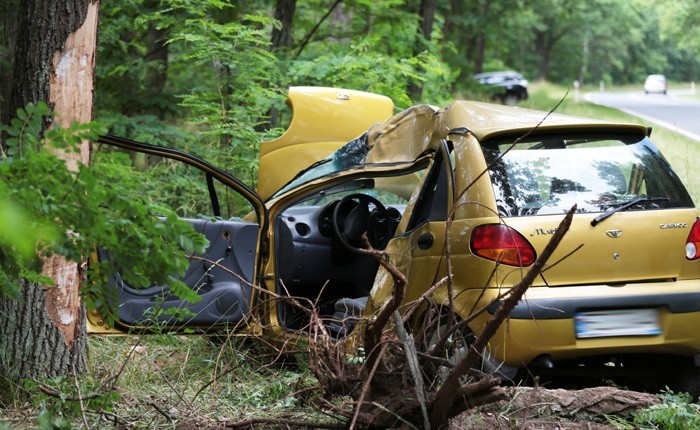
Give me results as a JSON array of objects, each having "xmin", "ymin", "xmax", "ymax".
[
  {"xmin": 471, "ymin": 224, "xmax": 536, "ymax": 266},
  {"xmin": 685, "ymin": 219, "xmax": 700, "ymax": 260}
]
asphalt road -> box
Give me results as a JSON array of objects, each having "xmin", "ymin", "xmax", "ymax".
[{"xmin": 585, "ymin": 89, "xmax": 700, "ymax": 142}]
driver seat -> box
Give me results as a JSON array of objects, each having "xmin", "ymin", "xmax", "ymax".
[{"xmin": 328, "ymin": 296, "xmax": 368, "ymax": 337}]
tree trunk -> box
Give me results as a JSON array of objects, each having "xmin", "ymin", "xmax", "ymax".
[
  {"xmin": 0, "ymin": 0, "xmax": 98, "ymax": 385},
  {"xmin": 534, "ymin": 30, "xmax": 551, "ymax": 81},
  {"xmin": 408, "ymin": 0, "xmax": 437, "ymax": 101},
  {"xmin": 143, "ymin": 0, "xmax": 169, "ymax": 120},
  {"xmin": 266, "ymin": 0, "xmax": 297, "ymax": 130},
  {"xmin": 472, "ymin": 1, "xmax": 490, "ymax": 75},
  {"xmin": 0, "ymin": 0, "xmax": 19, "ymax": 127},
  {"xmin": 271, "ymin": 0, "xmax": 296, "ymax": 50}
]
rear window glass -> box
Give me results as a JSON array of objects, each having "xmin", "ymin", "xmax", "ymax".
[{"xmin": 482, "ymin": 133, "xmax": 693, "ymax": 217}]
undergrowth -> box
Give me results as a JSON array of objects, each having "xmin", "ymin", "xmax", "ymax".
[
  {"xmin": 632, "ymin": 390, "xmax": 700, "ymax": 430},
  {"xmin": 1, "ymin": 336, "xmax": 324, "ymax": 429}
]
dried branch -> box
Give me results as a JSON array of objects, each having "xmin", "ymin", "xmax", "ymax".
[
  {"xmin": 359, "ymin": 235, "xmax": 407, "ymax": 378},
  {"xmin": 393, "ymin": 310, "xmax": 430, "ymax": 430},
  {"xmin": 294, "ymin": 0, "xmax": 343, "ymax": 58},
  {"xmin": 429, "ymin": 205, "xmax": 576, "ymax": 428},
  {"xmin": 225, "ymin": 417, "xmax": 346, "ymax": 429}
]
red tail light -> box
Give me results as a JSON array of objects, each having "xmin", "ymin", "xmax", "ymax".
[
  {"xmin": 471, "ymin": 224, "xmax": 536, "ymax": 266},
  {"xmin": 686, "ymin": 219, "xmax": 700, "ymax": 260}
]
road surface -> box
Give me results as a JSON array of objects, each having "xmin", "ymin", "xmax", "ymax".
[{"xmin": 585, "ymin": 89, "xmax": 700, "ymax": 142}]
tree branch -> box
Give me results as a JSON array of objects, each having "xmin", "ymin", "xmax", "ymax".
[{"xmin": 429, "ymin": 205, "xmax": 576, "ymax": 428}]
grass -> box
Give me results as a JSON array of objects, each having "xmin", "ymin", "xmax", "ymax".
[
  {"xmin": 520, "ymin": 81, "xmax": 700, "ymax": 204},
  {"xmin": 1, "ymin": 335, "xmax": 323, "ymax": 428}
]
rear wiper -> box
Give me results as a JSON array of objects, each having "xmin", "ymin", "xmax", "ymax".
[{"xmin": 590, "ymin": 197, "xmax": 670, "ymax": 227}]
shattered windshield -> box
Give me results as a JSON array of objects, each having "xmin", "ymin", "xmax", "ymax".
[
  {"xmin": 482, "ymin": 133, "xmax": 693, "ymax": 217},
  {"xmin": 270, "ymin": 134, "xmax": 370, "ymax": 199}
]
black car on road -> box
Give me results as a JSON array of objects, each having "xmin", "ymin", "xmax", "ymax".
[{"xmin": 473, "ymin": 70, "xmax": 529, "ymax": 105}]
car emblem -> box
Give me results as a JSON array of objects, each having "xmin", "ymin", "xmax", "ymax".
[
  {"xmin": 336, "ymin": 93, "xmax": 351, "ymax": 100},
  {"xmin": 606, "ymin": 230, "xmax": 623, "ymax": 238}
]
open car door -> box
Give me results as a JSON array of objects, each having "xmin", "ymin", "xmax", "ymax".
[{"xmin": 89, "ymin": 135, "xmax": 268, "ymax": 334}]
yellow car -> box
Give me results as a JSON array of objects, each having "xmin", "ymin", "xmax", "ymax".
[{"xmin": 92, "ymin": 87, "xmax": 700, "ymax": 388}]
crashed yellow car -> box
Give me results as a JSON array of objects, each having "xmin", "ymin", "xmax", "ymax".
[{"xmin": 92, "ymin": 87, "xmax": 700, "ymax": 388}]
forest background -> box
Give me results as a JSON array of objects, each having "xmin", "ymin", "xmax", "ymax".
[{"xmin": 3, "ymin": 0, "xmax": 699, "ymax": 191}]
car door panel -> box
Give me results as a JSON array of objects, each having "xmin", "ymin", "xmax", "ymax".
[
  {"xmin": 93, "ymin": 135, "xmax": 268, "ymax": 333},
  {"xmin": 100, "ymin": 219, "xmax": 258, "ymax": 327}
]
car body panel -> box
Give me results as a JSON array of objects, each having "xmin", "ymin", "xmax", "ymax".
[
  {"xmin": 443, "ymin": 100, "xmax": 649, "ymax": 142},
  {"xmin": 257, "ymin": 87, "xmax": 394, "ymax": 200},
  {"xmin": 457, "ymin": 280, "xmax": 700, "ymax": 365},
  {"xmin": 505, "ymin": 210, "xmax": 696, "ymax": 286}
]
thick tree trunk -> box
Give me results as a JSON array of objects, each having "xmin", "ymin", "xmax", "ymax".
[{"xmin": 0, "ymin": 0, "xmax": 98, "ymax": 383}]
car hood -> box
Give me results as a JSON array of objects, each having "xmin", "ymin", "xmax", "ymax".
[{"xmin": 257, "ymin": 87, "xmax": 394, "ymax": 200}]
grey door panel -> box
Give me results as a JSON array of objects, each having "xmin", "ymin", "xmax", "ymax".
[{"xmin": 102, "ymin": 219, "xmax": 258, "ymax": 327}]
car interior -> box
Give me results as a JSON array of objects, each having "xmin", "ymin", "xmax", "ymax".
[
  {"xmin": 274, "ymin": 177, "xmax": 413, "ymax": 335},
  {"xmin": 273, "ymin": 148, "xmax": 452, "ymax": 336}
]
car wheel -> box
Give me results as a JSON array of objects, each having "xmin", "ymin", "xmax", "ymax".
[
  {"xmin": 503, "ymin": 94, "xmax": 518, "ymax": 106},
  {"xmin": 671, "ymin": 363, "xmax": 700, "ymax": 399}
]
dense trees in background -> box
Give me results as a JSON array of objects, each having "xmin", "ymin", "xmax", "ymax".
[
  {"xmin": 81, "ymin": 0, "xmax": 700, "ymax": 189},
  {"xmin": 2, "ymin": 0, "xmax": 697, "ymax": 134}
]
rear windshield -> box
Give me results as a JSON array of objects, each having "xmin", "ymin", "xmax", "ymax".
[{"xmin": 482, "ymin": 133, "xmax": 693, "ymax": 217}]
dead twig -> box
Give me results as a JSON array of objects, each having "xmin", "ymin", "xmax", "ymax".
[
  {"xmin": 225, "ymin": 417, "xmax": 347, "ymax": 429},
  {"xmin": 429, "ymin": 205, "xmax": 576, "ymax": 427}
]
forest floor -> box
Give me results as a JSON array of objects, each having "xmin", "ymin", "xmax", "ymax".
[{"xmin": 0, "ymin": 333, "xmax": 685, "ymax": 429}]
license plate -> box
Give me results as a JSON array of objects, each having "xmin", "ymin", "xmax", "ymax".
[{"xmin": 574, "ymin": 308, "xmax": 662, "ymax": 339}]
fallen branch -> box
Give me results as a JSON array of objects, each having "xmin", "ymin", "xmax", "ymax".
[{"xmin": 429, "ymin": 205, "xmax": 577, "ymax": 427}]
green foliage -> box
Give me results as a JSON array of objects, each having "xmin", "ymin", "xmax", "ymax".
[
  {"xmin": 172, "ymin": 8, "xmax": 280, "ymax": 185},
  {"xmin": 288, "ymin": 0, "xmax": 453, "ymax": 108},
  {"xmin": 0, "ymin": 103, "xmax": 209, "ymax": 321},
  {"xmin": 632, "ymin": 390, "xmax": 700, "ymax": 429}
]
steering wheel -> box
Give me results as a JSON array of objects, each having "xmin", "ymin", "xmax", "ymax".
[{"xmin": 332, "ymin": 193, "xmax": 389, "ymax": 253}]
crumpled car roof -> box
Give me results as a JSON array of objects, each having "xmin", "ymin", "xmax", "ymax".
[{"xmin": 357, "ymin": 100, "xmax": 648, "ymax": 166}]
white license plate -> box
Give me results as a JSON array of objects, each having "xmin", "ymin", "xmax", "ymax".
[{"xmin": 575, "ymin": 308, "xmax": 662, "ymax": 339}]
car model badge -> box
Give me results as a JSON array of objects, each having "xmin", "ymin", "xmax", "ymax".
[{"xmin": 605, "ymin": 229, "xmax": 623, "ymax": 238}]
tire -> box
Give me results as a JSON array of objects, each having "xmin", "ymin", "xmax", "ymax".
[{"xmin": 503, "ymin": 94, "xmax": 518, "ymax": 106}]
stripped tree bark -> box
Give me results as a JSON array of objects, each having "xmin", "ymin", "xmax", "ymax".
[{"xmin": 0, "ymin": 0, "xmax": 99, "ymax": 385}]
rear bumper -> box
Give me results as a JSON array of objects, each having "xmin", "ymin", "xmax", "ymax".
[
  {"xmin": 461, "ymin": 280, "xmax": 700, "ymax": 366},
  {"xmin": 488, "ymin": 290, "xmax": 700, "ymax": 319}
]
